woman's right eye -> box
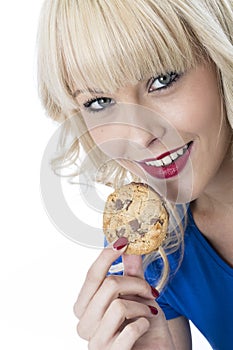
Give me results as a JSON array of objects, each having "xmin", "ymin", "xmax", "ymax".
[{"xmin": 83, "ymin": 97, "xmax": 115, "ymax": 112}]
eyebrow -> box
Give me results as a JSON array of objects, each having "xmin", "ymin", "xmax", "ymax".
[{"xmin": 73, "ymin": 88, "xmax": 104, "ymax": 98}]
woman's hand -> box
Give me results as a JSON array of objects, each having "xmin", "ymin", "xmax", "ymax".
[{"xmin": 74, "ymin": 238, "xmax": 175, "ymax": 349}]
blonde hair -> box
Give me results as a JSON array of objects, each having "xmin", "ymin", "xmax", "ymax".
[{"xmin": 37, "ymin": 0, "xmax": 233, "ymax": 290}]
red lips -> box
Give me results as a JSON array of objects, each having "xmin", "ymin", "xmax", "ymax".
[{"xmin": 138, "ymin": 142, "xmax": 193, "ymax": 179}]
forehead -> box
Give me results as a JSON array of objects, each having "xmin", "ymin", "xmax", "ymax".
[{"xmin": 58, "ymin": 0, "xmax": 204, "ymax": 94}]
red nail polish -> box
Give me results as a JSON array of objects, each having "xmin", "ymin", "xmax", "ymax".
[
  {"xmin": 148, "ymin": 305, "xmax": 158, "ymax": 315},
  {"xmin": 113, "ymin": 237, "xmax": 128, "ymax": 251},
  {"xmin": 151, "ymin": 286, "xmax": 160, "ymax": 299}
]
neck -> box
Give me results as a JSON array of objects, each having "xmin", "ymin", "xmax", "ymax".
[
  {"xmin": 194, "ymin": 143, "xmax": 233, "ymax": 215},
  {"xmin": 190, "ymin": 143, "xmax": 233, "ymax": 267}
]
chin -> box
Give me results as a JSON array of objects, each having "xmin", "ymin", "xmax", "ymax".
[{"xmin": 145, "ymin": 170, "xmax": 194, "ymax": 205}]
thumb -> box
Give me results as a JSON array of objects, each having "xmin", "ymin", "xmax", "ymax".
[{"xmin": 122, "ymin": 254, "xmax": 144, "ymax": 279}]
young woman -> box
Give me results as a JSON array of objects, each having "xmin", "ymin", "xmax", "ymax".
[{"xmin": 37, "ymin": 0, "xmax": 233, "ymax": 349}]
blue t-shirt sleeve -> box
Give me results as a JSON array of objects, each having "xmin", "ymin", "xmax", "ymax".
[{"xmin": 157, "ymin": 293, "xmax": 182, "ymax": 320}]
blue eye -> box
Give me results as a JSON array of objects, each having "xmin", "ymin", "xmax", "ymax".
[
  {"xmin": 83, "ymin": 97, "xmax": 115, "ymax": 112},
  {"xmin": 148, "ymin": 72, "xmax": 180, "ymax": 92}
]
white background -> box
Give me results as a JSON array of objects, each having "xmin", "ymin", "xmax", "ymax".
[{"xmin": 0, "ymin": 1, "xmax": 212, "ymax": 349}]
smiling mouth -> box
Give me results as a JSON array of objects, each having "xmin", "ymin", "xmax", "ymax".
[
  {"xmin": 142, "ymin": 142, "xmax": 192, "ymax": 167},
  {"xmin": 137, "ymin": 141, "xmax": 193, "ymax": 179}
]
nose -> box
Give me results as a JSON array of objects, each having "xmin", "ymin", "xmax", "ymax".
[
  {"xmin": 116, "ymin": 103, "xmax": 166, "ymax": 149},
  {"xmin": 87, "ymin": 101, "xmax": 167, "ymax": 162},
  {"xmin": 124, "ymin": 123, "xmax": 156, "ymax": 149}
]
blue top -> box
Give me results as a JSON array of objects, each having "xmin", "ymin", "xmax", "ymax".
[{"xmin": 144, "ymin": 208, "xmax": 233, "ymax": 350}]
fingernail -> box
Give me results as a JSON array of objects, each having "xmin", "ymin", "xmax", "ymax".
[
  {"xmin": 113, "ymin": 237, "xmax": 128, "ymax": 251},
  {"xmin": 148, "ymin": 305, "xmax": 158, "ymax": 315},
  {"xmin": 151, "ymin": 286, "xmax": 160, "ymax": 299}
]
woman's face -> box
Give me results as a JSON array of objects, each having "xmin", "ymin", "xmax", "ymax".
[{"xmin": 76, "ymin": 63, "xmax": 231, "ymax": 203}]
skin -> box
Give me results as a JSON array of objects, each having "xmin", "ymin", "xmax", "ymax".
[{"xmin": 74, "ymin": 62, "xmax": 233, "ymax": 348}]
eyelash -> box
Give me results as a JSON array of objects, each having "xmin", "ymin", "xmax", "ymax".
[
  {"xmin": 83, "ymin": 96, "xmax": 112, "ymax": 112},
  {"xmin": 148, "ymin": 72, "xmax": 181, "ymax": 93},
  {"xmin": 83, "ymin": 72, "xmax": 182, "ymax": 113}
]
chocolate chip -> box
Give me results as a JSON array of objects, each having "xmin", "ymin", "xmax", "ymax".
[
  {"xmin": 129, "ymin": 219, "xmax": 140, "ymax": 231},
  {"xmin": 138, "ymin": 229, "xmax": 147, "ymax": 237},
  {"xmin": 150, "ymin": 218, "xmax": 159, "ymax": 225},
  {"xmin": 115, "ymin": 199, "xmax": 123, "ymax": 210}
]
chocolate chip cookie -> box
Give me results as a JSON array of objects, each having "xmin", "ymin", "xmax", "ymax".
[{"xmin": 103, "ymin": 182, "xmax": 168, "ymax": 255}]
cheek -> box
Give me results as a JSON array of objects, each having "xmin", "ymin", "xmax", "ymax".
[
  {"xmin": 156, "ymin": 65, "xmax": 222, "ymax": 135},
  {"xmin": 160, "ymin": 85, "xmax": 221, "ymax": 137},
  {"xmin": 89, "ymin": 125, "xmax": 127, "ymax": 159},
  {"xmin": 89, "ymin": 126, "xmax": 108, "ymax": 145}
]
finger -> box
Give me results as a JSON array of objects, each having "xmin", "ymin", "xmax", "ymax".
[
  {"xmin": 77, "ymin": 275, "xmax": 156, "ymax": 340},
  {"xmin": 122, "ymin": 255, "xmax": 160, "ymax": 299},
  {"xmin": 111, "ymin": 318, "xmax": 150, "ymax": 350},
  {"xmin": 89, "ymin": 299, "xmax": 158, "ymax": 347},
  {"xmin": 74, "ymin": 238, "xmax": 128, "ymax": 319},
  {"xmin": 122, "ymin": 254, "xmax": 144, "ymax": 278}
]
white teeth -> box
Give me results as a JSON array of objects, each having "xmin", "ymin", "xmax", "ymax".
[
  {"xmin": 177, "ymin": 148, "xmax": 184, "ymax": 156},
  {"xmin": 155, "ymin": 160, "xmax": 163, "ymax": 166},
  {"xmin": 145, "ymin": 144, "xmax": 188, "ymax": 167},
  {"xmin": 162, "ymin": 155, "xmax": 172, "ymax": 166},
  {"xmin": 170, "ymin": 152, "xmax": 179, "ymax": 160},
  {"xmin": 146, "ymin": 159, "xmax": 163, "ymax": 166}
]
